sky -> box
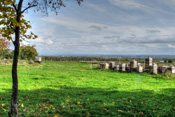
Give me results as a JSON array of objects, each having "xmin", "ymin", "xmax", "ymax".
[{"xmin": 14, "ymin": 0, "xmax": 175, "ymax": 56}]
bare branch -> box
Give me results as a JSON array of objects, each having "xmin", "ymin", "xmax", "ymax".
[
  {"xmin": 21, "ymin": 5, "xmax": 37, "ymax": 14},
  {"xmin": 77, "ymin": 0, "xmax": 83, "ymax": 5}
]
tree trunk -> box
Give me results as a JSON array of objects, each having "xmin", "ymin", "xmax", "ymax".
[
  {"xmin": 8, "ymin": 27, "xmax": 20, "ymax": 117},
  {"xmin": 8, "ymin": 1, "xmax": 23, "ymax": 116}
]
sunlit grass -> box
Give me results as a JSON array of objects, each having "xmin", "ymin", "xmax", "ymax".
[{"xmin": 0, "ymin": 61, "xmax": 175, "ymax": 116}]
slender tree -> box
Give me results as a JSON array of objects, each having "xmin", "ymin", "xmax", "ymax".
[{"xmin": 0, "ymin": 0, "xmax": 83, "ymax": 116}]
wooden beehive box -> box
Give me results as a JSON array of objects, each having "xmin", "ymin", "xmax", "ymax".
[{"xmin": 35, "ymin": 56, "xmax": 42, "ymax": 63}]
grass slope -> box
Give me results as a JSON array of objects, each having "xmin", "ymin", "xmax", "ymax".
[{"xmin": 0, "ymin": 61, "xmax": 175, "ymax": 116}]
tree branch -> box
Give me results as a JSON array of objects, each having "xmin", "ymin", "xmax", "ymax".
[
  {"xmin": 21, "ymin": 5, "xmax": 37, "ymax": 14},
  {"xmin": 20, "ymin": 34, "xmax": 30, "ymax": 43},
  {"xmin": 12, "ymin": 4, "xmax": 17, "ymax": 12},
  {"xmin": 10, "ymin": 38, "xmax": 15, "ymax": 46},
  {"xmin": 10, "ymin": 22, "xmax": 15, "ymax": 32}
]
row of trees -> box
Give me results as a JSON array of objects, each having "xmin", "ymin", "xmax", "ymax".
[{"xmin": 43, "ymin": 56, "xmax": 121, "ymax": 62}]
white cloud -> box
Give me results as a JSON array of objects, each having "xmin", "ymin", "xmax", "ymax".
[
  {"xmin": 23, "ymin": 0, "xmax": 175, "ymax": 55},
  {"xmin": 109, "ymin": 0, "xmax": 140, "ymax": 8},
  {"xmin": 46, "ymin": 39, "xmax": 53, "ymax": 45},
  {"xmin": 84, "ymin": 2, "xmax": 106, "ymax": 12},
  {"xmin": 31, "ymin": 15, "xmax": 175, "ymax": 55},
  {"xmin": 35, "ymin": 37, "xmax": 45, "ymax": 43},
  {"xmin": 38, "ymin": 15, "xmax": 175, "ymax": 37},
  {"xmin": 108, "ymin": 0, "xmax": 175, "ymax": 15},
  {"xmin": 32, "ymin": 37, "xmax": 53, "ymax": 45},
  {"xmin": 168, "ymin": 44, "xmax": 175, "ymax": 48}
]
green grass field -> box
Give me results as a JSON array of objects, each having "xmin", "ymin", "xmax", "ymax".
[{"xmin": 1, "ymin": 61, "xmax": 175, "ymax": 116}]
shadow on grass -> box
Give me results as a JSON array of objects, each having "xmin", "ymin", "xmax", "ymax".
[
  {"xmin": 0, "ymin": 87, "xmax": 175, "ymax": 116},
  {"xmin": 32, "ymin": 77, "xmax": 51, "ymax": 80}
]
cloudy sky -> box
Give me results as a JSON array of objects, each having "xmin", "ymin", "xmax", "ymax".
[{"xmin": 17, "ymin": 0, "xmax": 175, "ymax": 55}]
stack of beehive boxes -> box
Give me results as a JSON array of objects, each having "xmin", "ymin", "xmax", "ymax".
[
  {"xmin": 100, "ymin": 63, "xmax": 109, "ymax": 69},
  {"xmin": 145, "ymin": 57, "xmax": 153, "ymax": 72},
  {"xmin": 130, "ymin": 60, "xmax": 138, "ymax": 72}
]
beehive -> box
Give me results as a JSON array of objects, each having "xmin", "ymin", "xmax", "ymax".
[
  {"xmin": 159, "ymin": 66, "xmax": 175, "ymax": 74},
  {"xmin": 126, "ymin": 63, "xmax": 130, "ymax": 71},
  {"xmin": 152, "ymin": 63, "xmax": 158, "ymax": 74},
  {"xmin": 109, "ymin": 62, "xmax": 115, "ymax": 69},
  {"xmin": 137, "ymin": 66, "xmax": 143, "ymax": 73},
  {"xmin": 130, "ymin": 60, "xmax": 138, "ymax": 72},
  {"xmin": 100, "ymin": 63, "xmax": 109, "ymax": 69},
  {"xmin": 171, "ymin": 66, "xmax": 175, "ymax": 74},
  {"xmin": 161, "ymin": 66, "xmax": 169, "ymax": 73},
  {"xmin": 120, "ymin": 63, "xmax": 126, "ymax": 72},
  {"xmin": 114, "ymin": 65, "xmax": 120, "ymax": 71},
  {"xmin": 35, "ymin": 56, "xmax": 42, "ymax": 63},
  {"xmin": 145, "ymin": 57, "xmax": 153, "ymax": 72},
  {"xmin": 137, "ymin": 63, "xmax": 141, "ymax": 66}
]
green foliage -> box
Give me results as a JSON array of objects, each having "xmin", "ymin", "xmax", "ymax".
[
  {"xmin": 1, "ymin": 61, "xmax": 175, "ymax": 116},
  {"xmin": 168, "ymin": 60, "xmax": 173, "ymax": 63},
  {"xmin": 0, "ymin": 38, "xmax": 12, "ymax": 59},
  {"xmin": 19, "ymin": 45, "xmax": 38, "ymax": 60},
  {"xmin": 0, "ymin": 0, "xmax": 37, "ymax": 42},
  {"xmin": 0, "ymin": 38, "xmax": 10, "ymax": 52},
  {"xmin": 0, "ymin": 49, "xmax": 13, "ymax": 59}
]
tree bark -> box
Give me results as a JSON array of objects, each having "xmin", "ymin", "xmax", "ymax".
[
  {"xmin": 8, "ymin": 1, "xmax": 23, "ymax": 116},
  {"xmin": 8, "ymin": 29, "xmax": 20, "ymax": 117}
]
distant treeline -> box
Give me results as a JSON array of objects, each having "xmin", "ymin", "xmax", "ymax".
[
  {"xmin": 41, "ymin": 56, "xmax": 175, "ymax": 63},
  {"xmin": 42, "ymin": 56, "xmax": 122, "ymax": 62}
]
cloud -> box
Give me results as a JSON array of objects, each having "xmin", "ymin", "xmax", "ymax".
[
  {"xmin": 39, "ymin": 16, "xmax": 109, "ymax": 33},
  {"xmin": 108, "ymin": 0, "xmax": 139, "ymax": 8},
  {"xmin": 46, "ymin": 39, "xmax": 53, "ymax": 45},
  {"xmin": 89, "ymin": 25, "xmax": 102, "ymax": 31},
  {"xmin": 33, "ymin": 18, "xmax": 175, "ymax": 54},
  {"xmin": 27, "ymin": 8, "xmax": 175, "ymax": 55},
  {"xmin": 103, "ymin": 35, "xmax": 120, "ymax": 39},
  {"xmin": 146, "ymin": 30, "xmax": 161, "ymax": 33},
  {"xmin": 84, "ymin": 2, "xmax": 106, "ymax": 12},
  {"xmin": 108, "ymin": 0, "xmax": 175, "ymax": 15},
  {"xmin": 131, "ymin": 34, "xmax": 136, "ymax": 37},
  {"xmin": 88, "ymin": 25, "xmax": 108, "ymax": 31},
  {"xmin": 123, "ymin": 34, "xmax": 175, "ymax": 44},
  {"xmin": 33, "ymin": 37, "xmax": 53, "ymax": 45},
  {"xmin": 168, "ymin": 44, "xmax": 175, "ymax": 48}
]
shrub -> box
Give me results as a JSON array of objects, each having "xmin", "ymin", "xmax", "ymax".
[
  {"xmin": 28, "ymin": 59, "xmax": 34, "ymax": 64},
  {"xmin": 19, "ymin": 45, "xmax": 38, "ymax": 60}
]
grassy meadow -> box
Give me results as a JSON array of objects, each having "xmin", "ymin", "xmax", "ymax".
[{"xmin": 1, "ymin": 61, "xmax": 175, "ymax": 116}]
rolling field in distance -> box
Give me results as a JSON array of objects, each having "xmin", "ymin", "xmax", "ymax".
[{"xmin": 0, "ymin": 61, "xmax": 175, "ymax": 116}]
